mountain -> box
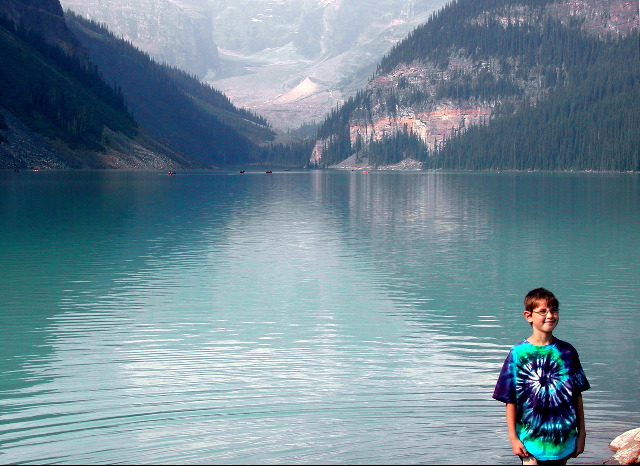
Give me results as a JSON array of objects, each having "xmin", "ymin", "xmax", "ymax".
[
  {"xmin": 0, "ymin": 0, "xmax": 277, "ymax": 169},
  {"xmin": 311, "ymin": 0, "xmax": 639, "ymax": 171},
  {"xmin": 65, "ymin": 12, "xmax": 275, "ymax": 167},
  {"xmin": 0, "ymin": 0, "xmax": 81, "ymax": 54},
  {"xmin": 59, "ymin": 0, "xmax": 452, "ymax": 130},
  {"xmin": 207, "ymin": 0, "xmax": 454, "ymax": 130},
  {"xmin": 61, "ymin": 0, "xmax": 219, "ymax": 78},
  {"xmin": 0, "ymin": 0, "xmax": 196, "ymax": 169}
]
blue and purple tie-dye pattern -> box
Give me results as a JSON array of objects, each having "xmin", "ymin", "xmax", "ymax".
[{"xmin": 493, "ymin": 339, "xmax": 590, "ymax": 461}]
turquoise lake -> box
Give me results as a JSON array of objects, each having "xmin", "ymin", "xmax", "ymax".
[{"xmin": 1, "ymin": 169, "xmax": 639, "ymax": 464}]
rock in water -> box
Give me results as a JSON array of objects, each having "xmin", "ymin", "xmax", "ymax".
[{"xmin": 609, "ymin": 428, "xmax": 640, "ymax": 465}]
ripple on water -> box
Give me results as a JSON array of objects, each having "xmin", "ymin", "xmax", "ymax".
[{"xmin": 1, "ymin": 171, "xmax": 639, "ymax": 465}]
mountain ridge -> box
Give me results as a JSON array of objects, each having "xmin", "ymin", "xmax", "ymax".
[
  {"xmin": 0, "ymin": 0, "xmax": 204, "ymax": 169},
  {"xmin": 65, "ymin": 11, "xmax": 275, "ymax": 167},
  {"xmin": 310, "ymin": 0, "xmax": 639, "ymax": 171},
  {"xmin": 61, "ymin": 0, "xmax": 219, "ymax": 78},
  {"xmin": 59, "ymin": 0, "xmax": 453, "ymax": 130},
  {"xmin": 0, "ymin": 0, "xmax": 275, "ymax": 169}
]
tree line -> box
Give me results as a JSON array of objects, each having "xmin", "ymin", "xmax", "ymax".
[
  {"xmin": 314, "ymin": 0, "xmax": 639, "ymax": 171},
  {"xmin": 0, "ymin": 14, "xmax": 136, "ymax": 152},
  {"xmin": 427, "ymin": 33, "xmax": 640, "ymax": 171},
  {"xmin": 66, "ymin": 12, "xmax": 275, "ymax": 166}
]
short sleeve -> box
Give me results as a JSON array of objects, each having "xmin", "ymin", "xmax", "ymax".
[
  {"xmin": 572, "ymin": 350, "xmax": 591, "ymax": 394},
  {"xmin": 493, "ymin": 349, "xmax": 516, "ymax": 403}
]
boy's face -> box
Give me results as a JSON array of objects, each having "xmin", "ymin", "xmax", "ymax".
[{"xmin": 524, "ymin": 299, "xmax": 559, "ymax": 334}]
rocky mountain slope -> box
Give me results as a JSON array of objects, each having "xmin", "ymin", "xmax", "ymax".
[
  {"xmin": 0, "ymin": 0, "xmax": 276, "ymax": 169},
  {"xmin": 207, "ymin": 0, "xmax": 453, "ymax": 130},
  {"xmin": 61, "ymin": 0, "xmax": 219, "ymax": 78},
  {"xmin": 311, "ymin": 0, "xmax": 639, "ymax": 171},
  {"xmin": 59, "ymin": 0, "xmax": 452, "ymax": 130},
  {"xmin": 0, "ymin": 0, "xmax": 197, "ymax": 169},
  {"xmin": 66, "ymin": 12, "xmax": 275, "ymax": 168}
]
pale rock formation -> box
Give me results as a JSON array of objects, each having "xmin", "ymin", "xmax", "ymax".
[{"xmin": 607, "ymin": 428, "xmax": 640, "ymax": 465}]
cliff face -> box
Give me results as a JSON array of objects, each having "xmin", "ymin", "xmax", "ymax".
[
  {"xmin": 60, "ymin": 0, "xmax": 219, "ymax": 78},
  {"xmin": 60, "ymin": 0, "xmax": 452, "ymax": 129},
  {"xmin": 0, "ymin": 0, "xmax": 82, "ymax": 55},
  {"xmin": 547, "ymin": 0, "xmax": 638, "ymax": 37},
  {"xmin": 312, "ymin": 0, "xmax": 639, "ymax": 167}
]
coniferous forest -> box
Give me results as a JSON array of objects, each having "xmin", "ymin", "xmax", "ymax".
[
  {"xmin": 65, "ymin": 12, "xmax": 275, "ymax": 167},
  {"xmin": 0, "ymin": 0, "xmax": 637, "ymax": 170},
  {"xmin": 427, "ymin": 32, "xmax": 640, "ymax": 171},
  {"xmin": 315, "ymin": 0, "xmax": 639, "ymax": 171},
  {"xmin": 1, "ymin": 3, "xmax": 283, "ymax": 169},
  {"xmin": 0, "ymin": 14, "xmax": 137, "ymax": 154}
]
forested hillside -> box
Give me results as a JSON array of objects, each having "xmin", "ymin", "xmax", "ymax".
[
  {"xmin": 0, "ymin": 0, "xmax": 198, "ymax": 168},
  {"xmin": 66, "ymin": 12, "xmax": 276, "ymax": 167},
  {"xmin": 312, "ymin": 0, "xmax": 639, "ymax": 171},
  {"xmin": 0, "ymin": 0, "xmax": 285, "ymax": 169},
  {"xmin": 428, "ymin": 32, "xmax": 639, "ymax": 170},
  {"xmin": 0, "ymin": 15, "xmax": 135, "ymax": 152}
]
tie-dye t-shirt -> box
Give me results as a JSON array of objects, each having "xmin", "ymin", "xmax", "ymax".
[{"xmin": 493, "ymin": 338, "xmax": 590, "ymax": 461}]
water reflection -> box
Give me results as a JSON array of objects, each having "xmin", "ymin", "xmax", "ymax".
[
  {"xmin": 0, "ymin": 170, "xmax": 638, "ymax": 464},
  {"xmin": 327, "ymin": 171, "xmax": 640, "ymax": 463}
]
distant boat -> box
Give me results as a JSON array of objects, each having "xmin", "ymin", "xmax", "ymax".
[
  {"xmin": 240, "ymin": 170, "xmax": 245, "ymax": 174},
  {"xmin": 168, "ymin": 171, "xmax": 175, "ymax": 176},
  {"xmin": 266, "ymin": 170, "xmax": 273, "ymax": 174}
]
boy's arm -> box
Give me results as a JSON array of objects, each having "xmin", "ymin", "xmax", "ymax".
[
  {"xmin": 506, "ymin": 402, "xmax": 529, "ymax": 457},
  {"xmin": 573, "ymin": 394, "xmax": 586, "ymax": 457}
]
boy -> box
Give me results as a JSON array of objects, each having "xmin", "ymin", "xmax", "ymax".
[{"xmin": 493, "ymin": 288, "xmax": 590, "ymax": 465}]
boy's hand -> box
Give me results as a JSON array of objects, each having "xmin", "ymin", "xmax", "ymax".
[{"xmin": 510, "ymin": 438, "xmax": 529, "ymax": 457}]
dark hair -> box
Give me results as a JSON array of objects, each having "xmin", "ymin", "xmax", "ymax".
[{"xmin": 524, "ymin": 288, "xmax": 559, "ymax": 313}]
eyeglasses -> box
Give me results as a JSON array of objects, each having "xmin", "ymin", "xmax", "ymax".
[{"xmin": 531, "ymin": 309, "xmax": 560, "ymax": 317}]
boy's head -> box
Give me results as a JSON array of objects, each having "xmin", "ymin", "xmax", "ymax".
[
  {"xmin": 524, "ymin": 288, "xmax": 560, "ymax": 329},
  {"xmin": 524, "ymin": 287, "xmax": 559, "ymax": 313}
]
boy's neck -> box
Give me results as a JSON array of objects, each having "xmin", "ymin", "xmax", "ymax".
[{"xmin": 527, "ymin": 331, "xmax": 554, "ymax": 346}]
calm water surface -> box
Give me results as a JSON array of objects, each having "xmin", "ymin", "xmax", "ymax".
[{"xmin": 1, "ymin": 170, "xmax": 639, "ymax": 465}]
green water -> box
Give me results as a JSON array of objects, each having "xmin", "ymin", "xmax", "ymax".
[{"xmin": 1, "ymin": 170, "xmax": 638, "ymax": 464}]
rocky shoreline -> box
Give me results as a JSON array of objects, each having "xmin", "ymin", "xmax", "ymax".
[
  {"xmin": 604, "ymin": 428, "xmax": 640, "ymax": 465},
  {"xmin": 330, "ymin": 154, "xmax": 423, "ymax": 171},
  {"xmin": 0, "ymin": 109, "xmax": 197, "ymax": 170}
]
